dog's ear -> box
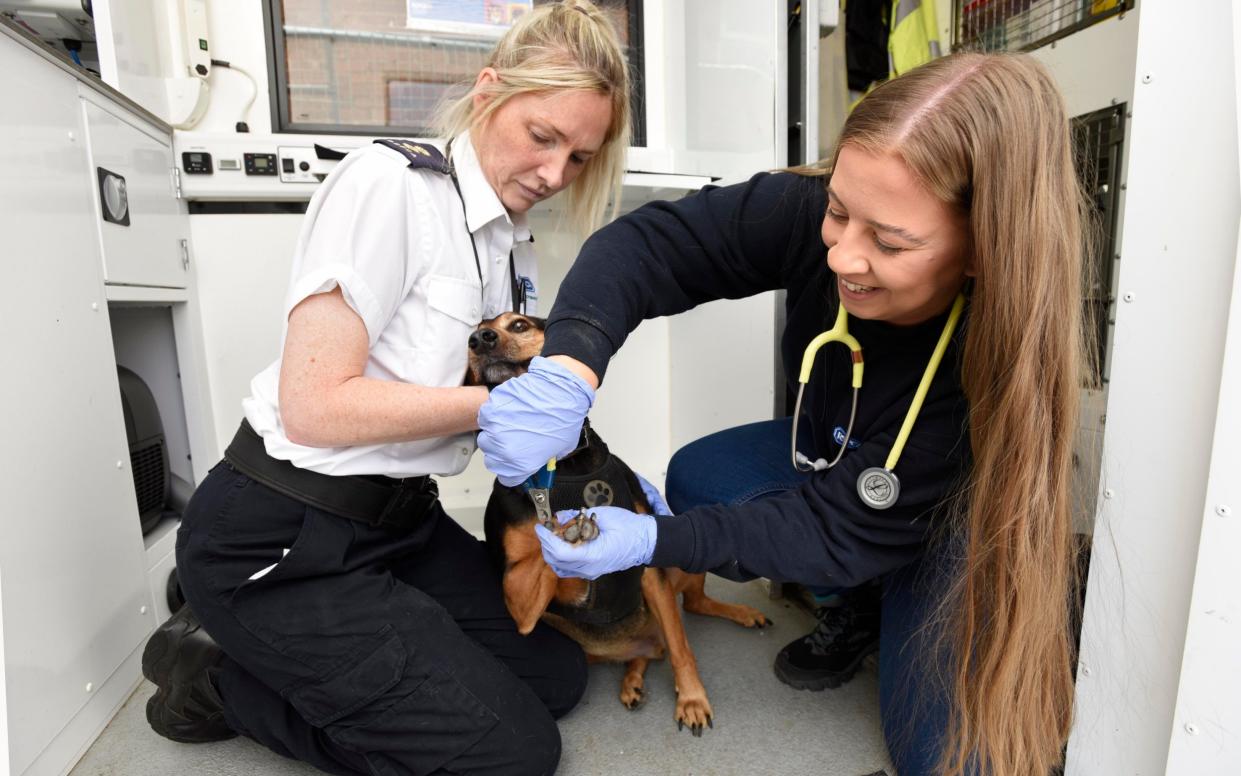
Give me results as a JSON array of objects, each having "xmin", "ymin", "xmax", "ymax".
[
  {"xmin": 505, "ymin": 563, "xmax": 561, "ymax": 635},
  {"xmin": 501, "ymin": 527, "xmax": 560, "ymax": 634}
]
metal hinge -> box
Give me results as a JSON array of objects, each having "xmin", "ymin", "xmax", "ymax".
[
  {"xmin": 180, "ymin": 238, "xmax": 190, "ymax": 270},
  {"xmin": 171, "ymin": 166, "xmax": 183, "ymax": 199}
]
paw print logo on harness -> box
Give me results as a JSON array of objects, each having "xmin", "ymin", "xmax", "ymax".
[{"xmin": 583, "ymin": 480, "xmax": 614, "ymax": 507}]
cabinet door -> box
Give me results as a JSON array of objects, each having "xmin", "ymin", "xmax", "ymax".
[
  {"xmin": 0, "ymin": 36, "xmax": 152, "ymax": 776},
  {"xmin": 82, "ymin": 94, "xmax": 189, "ymax": 288}
]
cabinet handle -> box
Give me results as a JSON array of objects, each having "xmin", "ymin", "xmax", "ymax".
[{"xmin": 180, "ymin": 239, "xmax": 190, "ymax": 270}]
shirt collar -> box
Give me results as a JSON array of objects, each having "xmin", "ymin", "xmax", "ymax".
[{"xmin": 452, "ymin": 130, "xmax": 531, "ymax": 238}]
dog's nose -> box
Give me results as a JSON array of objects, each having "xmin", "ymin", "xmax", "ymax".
[{"xmin": 468, "ymin": 328, "xmax": 498, "ymax": 352}]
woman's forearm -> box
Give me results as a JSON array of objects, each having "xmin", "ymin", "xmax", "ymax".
[{"xmin": 280, "ymin": 378, "xmax": 488, "ymax": 449}]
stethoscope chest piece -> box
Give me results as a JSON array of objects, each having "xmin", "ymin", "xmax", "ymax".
[{"xmin": 857, "ymin": 467, "xmax": 900, "ymax": 510}]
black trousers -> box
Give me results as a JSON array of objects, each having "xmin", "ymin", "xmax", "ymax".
[{"xmin": 175, "ymin": 461, "xmax": 587, "ymax": 776}]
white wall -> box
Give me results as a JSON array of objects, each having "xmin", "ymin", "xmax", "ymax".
[
  {"xmin": 189, "ymin": 212, "xmax": 304, "ymax": 449},
  {"xmin": 1065, "ymin": 1, "xmax": 1241, "ymax": 772}
]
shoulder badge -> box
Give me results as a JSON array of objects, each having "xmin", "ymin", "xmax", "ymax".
[{"xmin": 373, "ymin": 139, "xmax": 451, "ymax": 174}]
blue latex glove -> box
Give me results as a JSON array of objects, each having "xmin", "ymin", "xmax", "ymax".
[
  {"xmin": 477, "ymin": 356, "xmax": 595, "ymax": 487},
  {"xmin": 536, "ymin": 506, "xmax": 657, "ymax": 580},
  {"xmin": 633, "ymin": 471, "xmax": 672, "ymax": 516}
]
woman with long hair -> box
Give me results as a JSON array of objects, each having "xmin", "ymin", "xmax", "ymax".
[
  {"xmin": 141, "ymin": 3, "xmax": 631, "ymax": 774},
  {"xmin": 479, "ymin": 51, "xmax": 1087, "ymax": 775}
]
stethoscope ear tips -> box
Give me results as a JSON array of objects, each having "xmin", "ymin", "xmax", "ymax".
[{"xmin": 794, "ymin": 452, "xmax": 831, "ymax": 472}]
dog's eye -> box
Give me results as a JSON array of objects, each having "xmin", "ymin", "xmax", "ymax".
[{"xmin": 511, "ymin": 321, "xmax": 528, "ymax": 333}]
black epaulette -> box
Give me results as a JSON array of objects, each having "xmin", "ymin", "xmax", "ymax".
[{"xmin": 373, "ymin": 139, "xmax": 451, "ymax": 174}]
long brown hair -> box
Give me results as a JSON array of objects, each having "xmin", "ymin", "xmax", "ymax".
[
  {"xmin": 435, "ymin": 0, "xmax": 631, "ymax": 234},
  {"xmin": 828, "ymin": 53, "xmax": 1089, "ymax": 774}
]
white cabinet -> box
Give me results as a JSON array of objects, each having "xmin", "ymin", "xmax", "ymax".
[
  {"xmin": 0, "ymin": 19, "xmax": 214, "ymax": 776},
  {"xmin": 82, "ymin": 95, "xmax": 189, "ymax": 288},
  {"xmin": 1, "ymin": 31, "xmax": 152, "ymax": 776}
]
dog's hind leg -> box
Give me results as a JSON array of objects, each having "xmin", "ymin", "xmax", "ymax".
[
  {"xmin": 619, "ymin": 657, "xmax": 649, "ymax": 709},
  {"xmin": 673, "ymin": 570, "xmax": 771, "ymax": 629},
  {"xmin": 640, "ymin": 568, "xmax": 713, "ymax": 735}
]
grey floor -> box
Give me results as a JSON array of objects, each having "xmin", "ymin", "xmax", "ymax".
[{"xmin": 71, "ymin": 577, "xmax": 894, "ymax": 776}]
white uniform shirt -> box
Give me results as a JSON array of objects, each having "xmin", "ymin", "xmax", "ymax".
[{"xmin": 242, "ymin": 131, "xmax": 539, "ymax": 478}]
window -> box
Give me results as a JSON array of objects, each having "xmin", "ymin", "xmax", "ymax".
[
  {"xmin": 952, "ymin": 0, "xmax": 1134, "ymax": 53},
  {"xmin": 1073, "ymin": 103, "xmax": 1125, "ymax": 387},
  {"xmin": 264, "ymin": 0, "xmax": 644, "ymax": 143}
]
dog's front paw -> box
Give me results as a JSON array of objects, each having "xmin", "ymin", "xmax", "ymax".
[
  {"xmin": 737, "ymin": 605, "xmax": 771, "ymax": 628},
  {"xmin": 619, "ymin": 676, "xmax": 645, "ymax": 709},
  {"xmin": 674, "ymin": 696, "xmax": 714, "ymax": 737},
  {"xmin": 556, "ymin": 509, "xmax": 600, "ymax": 544}
]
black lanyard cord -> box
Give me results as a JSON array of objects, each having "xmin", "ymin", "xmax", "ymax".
[{"xmin": 445, "ymin": 140, "xmax": 523, "ymax": 315}]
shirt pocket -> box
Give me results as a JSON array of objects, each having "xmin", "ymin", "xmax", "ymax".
[{"xmin": 411, "ymin": 274, "xmax": 481, "ymax": 387}]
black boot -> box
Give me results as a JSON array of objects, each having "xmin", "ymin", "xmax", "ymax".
[
  {"xmin": 141, "ymin": 604, "xmax": 236, "ymax": 743},
  {"xmin": 773, "ymin": 582, "xmax": 882, "ymax": 691}
]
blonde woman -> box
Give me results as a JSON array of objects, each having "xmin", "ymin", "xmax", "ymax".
[
  {"xmin": 142, "ymin": 3, "xmax": 630, "ymax": 774},
  {"xmin": 479, "ymin": 52, "xmax": 1086, "ymax": 774}
]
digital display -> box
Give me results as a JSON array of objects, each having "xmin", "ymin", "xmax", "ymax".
[
  {"xmin": 243, "ymin": 152, "xmax": 278, "ymax": 175},
  {"xmin": 181, "ymin": 151, "xmax": 213, "ymax": 174}
]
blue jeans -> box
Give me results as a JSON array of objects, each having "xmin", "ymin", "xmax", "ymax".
[{"xmin": 665, "ymin": 417, "xmax": 961, "ymax": 776}]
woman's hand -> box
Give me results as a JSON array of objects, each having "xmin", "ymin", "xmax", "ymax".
[
  {"xmin": 633, "ymin": 471, "xmax": 672, "ymax": 516},
  {"xmin": 477, "ymin": 356, "xmax": 596, "ymax": 486},
  {"xmin": 535, "ymin": 506, "xmax": 657, "ymax": 579}
]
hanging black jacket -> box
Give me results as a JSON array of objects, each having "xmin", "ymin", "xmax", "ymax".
[{"xmin": 542, "ymin": 172, "xmax": 970, "ymax": 586}]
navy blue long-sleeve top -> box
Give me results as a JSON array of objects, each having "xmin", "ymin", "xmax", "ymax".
[{"xmin": 542, "ymin": 172, "xmax": 971, "ymax": 586}]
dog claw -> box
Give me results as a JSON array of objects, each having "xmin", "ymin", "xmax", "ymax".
[
  {"xmin": 677, "ymin": 720, "xmax": 683, "ymax": 732},
  {"xmin": 693, "ymin": 725, "xmax": 702, "ymax": 738},
  {"xmin": 707, "ymin": 717, "xmax": 713, "ymax": 729},
  {"xmin": 579, "ymin": 516, "xmax": 599, "ymax": 541}
]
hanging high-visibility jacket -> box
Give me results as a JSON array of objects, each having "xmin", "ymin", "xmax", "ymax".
[{"xmin": 888, "ymin": 0, "xmax": 942, "ymax": 76}]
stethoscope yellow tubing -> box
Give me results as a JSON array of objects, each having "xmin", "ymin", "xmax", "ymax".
[
  {"xmin": 798, "ymin": 302, "xmax": 863, "ymax": 387},
  {"xmin": 884, "ymin": 293, "xmax": 965, "ymax": 470},
  {"xmin": 794, "ymin": 292, "xmax": 965, "ymax": 477}
]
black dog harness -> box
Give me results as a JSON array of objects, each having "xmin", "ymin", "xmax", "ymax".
[{"xmin": 544, "ymin": 435, "xmax": 646, "ymax": 626}]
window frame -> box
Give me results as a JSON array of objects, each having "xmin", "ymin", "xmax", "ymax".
[{"xmin": 261, "ymin": 0, "xmax": 646, "ymax": 145}]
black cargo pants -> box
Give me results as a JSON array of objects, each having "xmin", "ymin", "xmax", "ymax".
[{"xmin": 175, "ymin": 461, "xmax": 587, "ymax": 776}]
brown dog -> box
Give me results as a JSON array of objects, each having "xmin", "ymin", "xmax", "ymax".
[{"xmin": 467, "ymin": 312, "xmax": 770, "ymax": 735}]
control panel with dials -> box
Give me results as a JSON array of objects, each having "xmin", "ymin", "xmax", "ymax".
[{"xmin": 173, "ymin": 132, "xmax": 373, "ymax": 201}]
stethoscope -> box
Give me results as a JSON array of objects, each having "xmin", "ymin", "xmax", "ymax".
[{"xmin": 790, "ymin": 292, "xmax": 966, "ymax": 510}]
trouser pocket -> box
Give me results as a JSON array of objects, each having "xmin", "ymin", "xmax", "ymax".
[
  {"xmin": 339, "ymin": 670, "xmax": 499, "ymax": 776},
  {"xmin": 283, "ymin": 627, "xmax": 409, "ymax": 727}
]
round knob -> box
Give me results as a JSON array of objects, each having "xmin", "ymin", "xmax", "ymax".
[{"xmin": 102, "ymin": 174, "xmax": 128, "ymax": 222}]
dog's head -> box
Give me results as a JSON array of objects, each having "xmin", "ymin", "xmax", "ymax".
[{"xmin": 466, "ymin": 312, "xmax": 547, "ymax": 388}]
